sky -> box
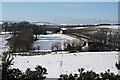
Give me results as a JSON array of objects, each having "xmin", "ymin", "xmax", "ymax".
[
  {"xmin": 1, "ymin": 2, "xmax": 118, "ymax": 24},
  {"xmin": 1, "ymin": 0, "xmax": 120, "ymax": 2}
]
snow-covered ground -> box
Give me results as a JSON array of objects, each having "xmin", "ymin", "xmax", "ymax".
[
  {"xmin": 0, "ymin": 32, "xmax": 119, "ymax": 78},
  {"xmin": 0, "ymin": 33, "xmax": 11, "ymax": 66},
  {"xmin": 11, "ymin": 51, "xmax": 118, "ymax": 78},
  {"xmin": 0, "ymin": 33, "xmax": 11, "ymax": 54},
  {"xmin": 97, "ymin": 25, "xmax": 118, "ymax": 29},
  {"xmin": 63, "ymin": 25, "xmax": 119, "ymax": 30},
  {"xmin": 33, "ymin": 34, "xmax": 80, "ymax": 51}
]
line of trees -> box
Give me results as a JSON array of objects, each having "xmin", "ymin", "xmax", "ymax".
[
  {"xmin": 8, "ymin": 26, "xmax": 34, "ymax": 52},
  {"xmin": 65, "ymin": 28, "xmax": 120, "ymax": 51},
  {"xmin": 2, "ymin": 21, "xmax": 46, "ymax": 40},
  {"xmin": 4, "ymin": 21, "xmax": 34, "ymax": 52},
  {"xmin": 2, "ymin": 21, "xmax": 47, "ymax": 52},
  {"xmin": 64, "ymin": 41, "xmax": 82, "ymax": 53},
  {"xmin": 90, "ymin": 29, "xmax": 120, "ymax": 51}
]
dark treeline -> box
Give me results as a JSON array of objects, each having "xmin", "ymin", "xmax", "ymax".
[
  {"xmin": 8, "ymin": 26, "xmax": 34, "ymax": 52},
  {"xmin": 64, "ymin": 28, "xmax": 120, "ymax": 51},
  {"xmin": 57, "ymin": 23, "xmax": 119, "ymax": 28},
  {"xmin": 2, "ymin": 21, "xmax": 46, "ymax": 52},
  {"xmin": 2, "ymin": 21, "xmax": 46, "ymax": 39}
]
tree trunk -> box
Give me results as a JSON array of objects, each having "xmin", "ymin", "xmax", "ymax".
[{"xmin": 35, "ymin": 34, "xmax": 37, "ymax": 40}]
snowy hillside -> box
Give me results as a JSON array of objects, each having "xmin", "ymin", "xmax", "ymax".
[
  {"xmin": 97, "ymin": 25, "xmax": 118, "ymax": 29},
  {"xmin": 12, "ymin": 51, "xmax": 118, "ymax": 78},
  {"xmin": 31, "ymin": 22, "xmax": 58, "ymax": 26}
]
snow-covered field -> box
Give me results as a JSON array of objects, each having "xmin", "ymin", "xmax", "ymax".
[
  {"xmin": 12, "ymin": 51, "xmax": 118, "ymax": 78},
  {"xmin": 0, "ymin": 32, "xmax": 119, "ymax": 78},
  {"xmin": 0, "ymin": 32, "xmax": 11, "ymax": 54},
  {"xmin": 97, "ymin": 25, "xmax": 118, "ymax": 29},
  {"xmin": 33, "ymin": 34, "xmax": 80, "ymax": 51}
]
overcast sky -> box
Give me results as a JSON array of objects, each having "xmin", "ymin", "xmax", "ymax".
[{"xmin": 1, "ymin": 2, "xmax": 118, "ymax": 24}]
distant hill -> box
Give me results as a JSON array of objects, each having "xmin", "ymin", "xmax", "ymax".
[
  {"xmin": 31, "ymin": 22, "xmax": 58, "ymax": 26},
  {"xmin": 0, "ymin": 20, "xmax": 17, "ymax": 23},
  {"xmin": 0, "ymin": 20, "xmax": 119, "ymax": 26}
]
